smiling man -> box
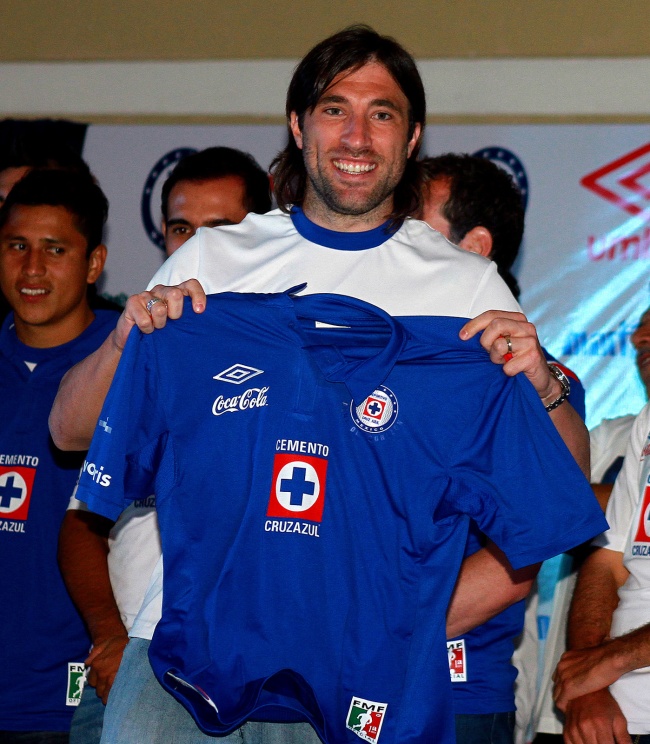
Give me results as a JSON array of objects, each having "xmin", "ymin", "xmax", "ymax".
[
  {"xmin": 0, "ymin": 168, "xmax": 118, "ymax": 742},
  {"xmin": 50, "ymin": 25, "xmax": 590, "ymax": 744}
]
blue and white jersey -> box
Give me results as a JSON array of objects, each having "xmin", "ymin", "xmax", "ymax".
[
  {"xmin": 0, "ymin": 310, "xmax": 118, "ymax": 732},
  {"xmin": 76, "ymin": 292, "xmax": 605, "ymax": 744}
]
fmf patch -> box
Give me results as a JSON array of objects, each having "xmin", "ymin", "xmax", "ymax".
[
  {"xmin": 267, "ymin": 454, "xmax": 327, "ymax": 523},
  {"xmin": 346, "ymin": 697, "xmax": 387, "ymax": 742},
  {"xmin": 66, "ymin": 663, "xmax": 86, "ymax": 706},
  {"xmin": 448, "ymin": 639, "xmax": 467, "ymax": 682},
  {"xmin": 350, "ymin": 386, "xmax": 398, "ymax": 434},
  {"xmin": 0, "ymin": 466, "xmax": 36, "ymax": 521}
]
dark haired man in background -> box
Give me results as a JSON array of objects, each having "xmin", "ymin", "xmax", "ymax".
[
  {"xmin": 419, "ymin": 153, "xmax": 585, "ymax": 744},
  {"xmin": 0, "ymin": 169, "xmax": 118, "ymax": 742}
]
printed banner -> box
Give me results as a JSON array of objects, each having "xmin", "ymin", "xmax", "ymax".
[{"xmin": 80, "ymin": 124, "xmax": 650, "ymax": 429}]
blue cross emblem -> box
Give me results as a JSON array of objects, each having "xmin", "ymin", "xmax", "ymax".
[
  {"xmin": 280, "ymin": 466, "xmax": 315, "ymax": 507},
  {"xmin": 0, "ymin": 475, "xmax": 24, "ymax": 510},
  {"xmin": 366, "ymin": 400, "xmax": 383, "ymax": 418}
]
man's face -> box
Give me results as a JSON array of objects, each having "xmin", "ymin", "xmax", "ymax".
[
  {"xmin": 421, "ymin": 177, "xmax": 453, "ymax": 239},
  {"xmin": 162, "ymin": 176, "xmax": 249, "ymax": 256},
  {"xmin": 632, "ymin": 309, "xmax": 650, "ymax": 395},
  {"xmin": 0, "ymin": 166, "xmax": 31, "ymax": 206},
  {"xmin": 0, "ymin": 204, "xmax": 104, "ymax": 347},
  {"xmin": 290, "ymin": 61, "xmax": 421, "ymax": 231}
]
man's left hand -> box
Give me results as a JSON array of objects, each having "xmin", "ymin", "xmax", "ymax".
[
  {"xmin": 460, "ymin": 310, "xmax": 560, "ymax": 402},
  {"xmin": 84, "ymin": 635, "xmax": 129, "ymax": 704}
]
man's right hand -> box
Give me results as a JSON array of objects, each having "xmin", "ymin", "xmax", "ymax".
[
  {"xmin": 113, "ymin": 279, "xmax": 208, "ymax": 352},
  {"xmin": 563, "ymin": 689, "xmax": 631, "ymax": 744}
]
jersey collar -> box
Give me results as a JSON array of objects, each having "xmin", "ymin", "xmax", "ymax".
[{"xmin": 290, "ymin": 206, "xmax": 398, "ymax": 251}]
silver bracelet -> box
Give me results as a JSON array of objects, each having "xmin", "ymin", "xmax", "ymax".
[{"xmin": 544, "ymin": 362, "xmax": 571, "ymax": 412}]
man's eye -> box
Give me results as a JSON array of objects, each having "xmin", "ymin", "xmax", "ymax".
[
  {"xmin": 9, "ymin": 242, "xmax": 27, "ymax": 251},
  {"xmin": 172, "ymin": 226, "xmax": 189, "ymax": 235},
  {"xmin": 374, "ymin": 111, "xmax": 392, "ymax": 121},
  {"xmin": 324, "ymin": 107, "xmax": 343, "ymax": 116},
  {"xmin": 47, "ymin": 246, "xmax": 65, "ymax": 255}
]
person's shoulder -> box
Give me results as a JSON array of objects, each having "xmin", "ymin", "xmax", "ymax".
[
  {"xmin": 396, "ymin": 217, "xmax": 490, "ymax": 262},
  {"xmin": 590, "ymin": 412, "xmax": 640, "ymax": 438},
  {"xmin": 195, "ymin": 209, "xmax": 290, "ymax": 244}
]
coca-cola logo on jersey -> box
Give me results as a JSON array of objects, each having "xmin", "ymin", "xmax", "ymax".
[{"xmin": 212, "ymin": 387, "xmax": 269, "ymax": 416}]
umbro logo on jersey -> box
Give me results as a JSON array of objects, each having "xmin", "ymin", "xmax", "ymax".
[
  {"xmin": 346, "ymin": 697, "xmax": 387, "ymax": 742},
  {"xmin": 350, "ymin": 386, "xmax": 399, "ymax": 434},
  {"xmin": 0, "ymin": 466, "xmax": 36, "ymax": 521},
  {"xmin": 213, "ymin": 364, "xmax": 263, "ymax": 385}
]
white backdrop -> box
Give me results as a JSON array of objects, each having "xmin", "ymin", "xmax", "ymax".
[{"xmin": 82, "ymin": 123, "xmax": 650, "ymax": 429}]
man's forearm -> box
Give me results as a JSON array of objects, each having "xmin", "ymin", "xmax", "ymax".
[
  {"xmin": 446, "ymin": 541, "xmax": 538, "ymax": 638},
  {"xmin": 49, "ymin": 331, "xmax": 122, "ymax": 451},
  {"xmin": 567, "ymin": 548, "xmax": 624, "ymax": 651},
  {"xmin": 548, "ymin": 401, "xmax": 590, "ymax": 479},
  {"xmin": 58, "ymin": 510, "xmax": 126, "ymax": 645}
]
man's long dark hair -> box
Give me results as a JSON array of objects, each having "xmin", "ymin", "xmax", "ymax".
[{"xmin": 271, "ymin": 25, "xmax": 426, "ymax": 227}]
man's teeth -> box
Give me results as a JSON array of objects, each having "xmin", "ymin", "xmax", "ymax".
[
  {"xmin": 334, "ymin": 161, "xmax": 376, "ymax": 174},
  {"xmin": 21, "ymin": 288, "xmax": 47, "ymax": 296}
]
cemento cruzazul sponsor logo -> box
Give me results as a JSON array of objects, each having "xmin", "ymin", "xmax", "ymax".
[
  {"xmin": 350, "ymin": 386, "xmax": 399, "ymax": 434},
  {"xmin": 581, "ymin": 142, "xmax": 650, "ymax": 217},
  {"xmin": 213, "ymin": 364, "xmax": 263, "ymax": 385},
  {"xmin": 0, "ymin": 465, "xmax": 36, "ymax": 521},
  {"xmin": 82, "ymin": 460, "xmax": 112, "ymax": 487},
  {"xmin": 267, "ymin": 450, "xmax": 328, "ymax": 523},
  {"xmin": 346, "ymin": 697, "xmax": 387, "ymax": 742},
  {"xmin": 212, "ymin": 386, "xmax": 269, "ymax": 416}
]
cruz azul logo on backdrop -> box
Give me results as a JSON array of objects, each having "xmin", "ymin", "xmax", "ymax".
[
  {"xmin": 212, "ymin": 364, "xmax": 268, "ymax": 416},
  {"xmin": 265, "ymin": 440, "xmax": 329, "ymax": 536},
  {"xmin": 346, "ymin": 697, "xmax": 388, "ymax": 742},
  {"xmin": 0, "ymin": 464, "xmax": 37, "ymax": 523}
]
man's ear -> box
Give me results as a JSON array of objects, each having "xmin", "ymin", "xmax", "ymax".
[
  {"xmin": 86, "ymin": 244, "xmax": 107, "ymax": 284},
  {"xmin": 289, "ymin": 112, "xmax": 304, "ymax": 150},
  {"xmin": 161, "ymin": 220, "xmax": 167, "ymax": 239},
  {"xmin": 458, "ymin": 227, "xmax": 493, "ymax": 259}
]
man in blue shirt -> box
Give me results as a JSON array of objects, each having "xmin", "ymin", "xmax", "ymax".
[{"xmin": 0, "ymin": 168, "xmax": 118, "ymax": 742}]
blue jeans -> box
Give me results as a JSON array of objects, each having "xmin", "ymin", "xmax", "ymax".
[
  {"xmin": 69, "ymin": 683, "xmax": 104, "ymax": 744},
  {"xmin": 455, "ymin": 712, "xmax": 515, "ymax": 744},
  {"xmin": 101, "ymin": 638, "xmax": 322, "ymax": 743}
]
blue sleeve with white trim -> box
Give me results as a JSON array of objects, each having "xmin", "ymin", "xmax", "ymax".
[{"xmin": 75, "ymin": 328, "xmax": 168, "ymax": 521}]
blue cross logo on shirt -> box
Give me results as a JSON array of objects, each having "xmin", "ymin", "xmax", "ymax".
[
  {"xmin": 0, "ymin": 475, "xmax": 24, "ymax": 510},
  {"xmin": 280, "ymin": 467, "xmax": 315, "ymax": 507},
  {"xmin": 366, "ymin": 400, "xmax": 383, "ymax": 418}
]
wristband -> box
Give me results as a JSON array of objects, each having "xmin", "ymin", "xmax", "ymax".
[{"xmin": 544, "ymin": 363, "xmax": 571, "ymax": 412}]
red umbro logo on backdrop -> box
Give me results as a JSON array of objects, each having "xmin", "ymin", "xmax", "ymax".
[{"xmin": 581, "ymin": 143, "xmax": 650, "ymax": 217}]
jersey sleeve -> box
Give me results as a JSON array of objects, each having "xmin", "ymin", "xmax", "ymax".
[
  {"xmin": 467, "ymin": 260, "xmax": 522, "ymax": 317},
  {"xmin": 444, "ymin": 373, "xmax": 608, "ymax": 570},
  {"xmin": 593, "ymin": 404, "xmax": 650, "ymax": 553},
  {"xmin": 74, "ymin": 328, "xmax": 168, "ymax": 521}
]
